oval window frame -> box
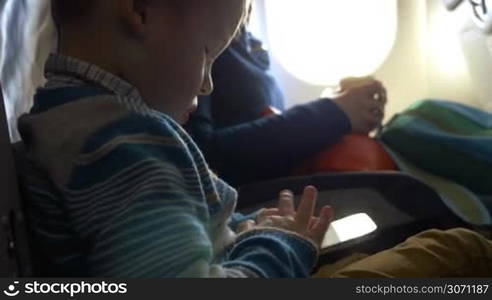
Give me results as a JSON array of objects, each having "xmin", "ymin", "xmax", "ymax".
[{"xmin": 264, "ymin": 0, "xmax": 399, "ymax": 86}]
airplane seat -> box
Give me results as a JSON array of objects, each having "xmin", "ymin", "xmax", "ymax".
[
  {"xmin": 0, "ymin": 84, "xmax": 33, "ymax": 277},
  {"xmin": 11, "ymin": 140, "xmax": 61, "ymax": 277}
]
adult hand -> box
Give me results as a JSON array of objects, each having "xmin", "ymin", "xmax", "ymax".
[{"xmin": 331, "ymin": 76, "xmax": 387, "ymax": 134}]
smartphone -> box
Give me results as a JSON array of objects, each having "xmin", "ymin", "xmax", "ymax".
[{"xmin": 322, "ymin": 213, "xmax": 377, "ymax": 249}]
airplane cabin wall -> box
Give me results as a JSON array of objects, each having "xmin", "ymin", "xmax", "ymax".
[{"xmin": 425, "ymin": 0, "xmax": 479, "ymax": 109}]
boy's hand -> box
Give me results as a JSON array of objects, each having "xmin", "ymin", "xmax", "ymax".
[
  {"xmin": 241, "ymin": 186, "xmax": 333, "ymax": 249},
  {"xmin": 331, "ymin": 76, "xmax": 387, "ymax": 134}
]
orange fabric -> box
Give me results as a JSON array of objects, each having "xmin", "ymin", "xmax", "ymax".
[
  {"xmin": 259, "ymin": 107, "xmax": 396, "ymax": 174},
  {"xmin": 261, "ymin": 105, "xmax": 282, "ymax": 117},
  {"xmin": 294, "ymin": 134, "xmax": 397, "ymax": 175}
]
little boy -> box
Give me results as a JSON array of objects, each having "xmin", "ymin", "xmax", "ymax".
[{"xmin": 17, "ymin": 0, "xmax": 332, "ymax": 277}]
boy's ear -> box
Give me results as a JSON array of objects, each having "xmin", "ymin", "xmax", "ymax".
[{"xmin": 118, "ymin": 0, "xmax": 150, "ymax": 37}]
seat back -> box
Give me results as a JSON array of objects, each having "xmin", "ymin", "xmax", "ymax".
[{"xmin": 0, "ymin": 84, "xmax": 32, "ymax": 277}]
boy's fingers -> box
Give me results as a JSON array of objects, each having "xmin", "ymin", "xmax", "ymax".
[
  {"xmin": 278, "ymin": 190, "xmax": 295, "ymax": 217},
  {"xmin": 261, "ymin": 208, "xmax": 280, "ymax": 216},
  {"xmin": 260, "ymin": 216, "xmax": 290, "ymax": 229},
  {"xmin": 257, "ymin": 208, "xmax": 280, "ymax": 223},
  {"xmin": 236, "ymin": 220, "xmax": 256, "ymax": 234},
  {"xmin": 296, "ymin": 186, "xmax": 318, "ymax": 228},
  {"xmin": 309, "ymin": 216, "xmax": 319, "ymax": 230},
  {"xmin": 311, "ymin": 206, "xmax": 334, "ymax": 234}
]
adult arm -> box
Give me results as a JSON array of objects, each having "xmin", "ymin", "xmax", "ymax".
[{"xmin": 187, "ymin": 97, "xmax": 351, "ymax": 186}]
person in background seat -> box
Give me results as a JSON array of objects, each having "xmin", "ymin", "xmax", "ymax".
[{"xmin": 185, "ymin": 13, "xmax": 388, "ymax": 186}]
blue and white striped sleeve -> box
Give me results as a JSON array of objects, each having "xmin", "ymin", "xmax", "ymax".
[
  {"xmin": 62, "ymin": 117, "xmax": 318, "ymax": 277},
  {"xmin": 64, "ymin": 140, "xmax": 217, "ymax": 277}
]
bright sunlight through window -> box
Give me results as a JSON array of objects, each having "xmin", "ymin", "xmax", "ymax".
[{"xmin": 265, "ymin": 0, "xmax": 398, "ymax": 86}]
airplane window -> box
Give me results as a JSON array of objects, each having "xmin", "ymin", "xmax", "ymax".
[{"xmin": 264, "ymin": 0, "xmax": 398, "ymax": 86}]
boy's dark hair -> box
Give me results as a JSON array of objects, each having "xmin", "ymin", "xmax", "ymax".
[{"xmin": 51, "ymin": 0, "xmax": 94, "ymax": 28}]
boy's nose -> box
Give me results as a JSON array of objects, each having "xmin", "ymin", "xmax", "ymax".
[{"xmin": 199, "ymin": 73, "xmax": 214, "ymax": 96}]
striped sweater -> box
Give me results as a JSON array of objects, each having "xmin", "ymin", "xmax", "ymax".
[{"xmin": 17, "ymin": 54, "xmax": 318, "ymax": 278}]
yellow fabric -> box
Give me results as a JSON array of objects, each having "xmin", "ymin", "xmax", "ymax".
[{"xmin": 316, "ymin": 228, "xmax": 492, "ymax": 278}]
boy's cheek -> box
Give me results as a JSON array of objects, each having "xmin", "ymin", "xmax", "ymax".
[{"xmin": 178, "ymin": 97, "xmax": 198, "ymax": 125}]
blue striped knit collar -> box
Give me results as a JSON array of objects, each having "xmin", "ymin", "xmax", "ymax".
[
  {"xmin": 44, "ymin": 53, "xmax": 142, "ymax": 101},
  {"xmin": 37, "ymin": 53, "xmax": 164, "ymax": 121}
]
